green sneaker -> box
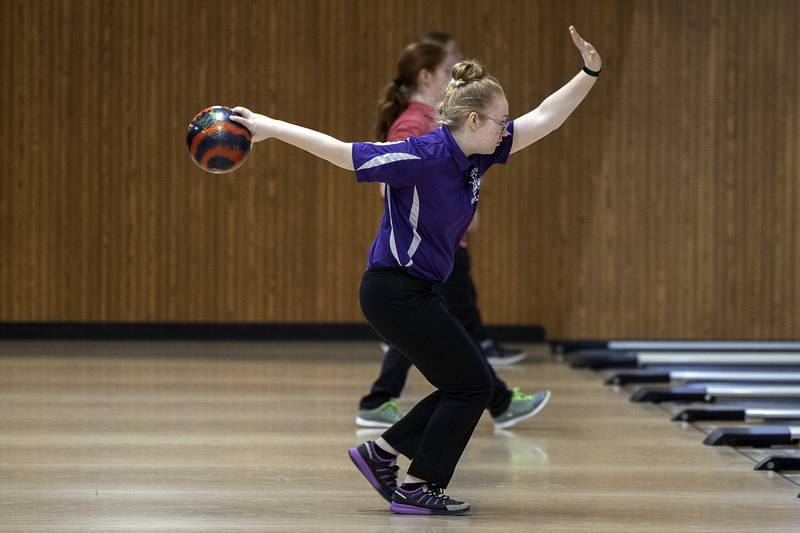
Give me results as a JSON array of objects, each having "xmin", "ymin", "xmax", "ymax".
[
  {"xmin": 356, "ymin": 400, "xmax": 405, "ymax": 428},
  {"xmin": 493, "ymin": 388, "xmax": 551, "ymax": 430}
]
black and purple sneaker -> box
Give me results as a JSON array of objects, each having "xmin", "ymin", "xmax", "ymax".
[
  {"xmin": 347, "ymin": 441, "xmax": 399, "ymax": 503},
  {"xmin": 390, "ymin": 483, "xmax": 470, "ymax": 515}
]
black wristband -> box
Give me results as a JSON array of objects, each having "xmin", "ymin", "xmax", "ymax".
[{"xmin": 582, "ymin": 65, "xmax": 601, "ymax": 77}]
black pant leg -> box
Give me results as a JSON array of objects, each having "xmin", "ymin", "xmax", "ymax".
[
  {"xmin": 358, "ymin": 346, "xmax": 412, "ymax": 410},
  {"xmin": 441, "ymin": 247, "xmax": 489, "ymax": 345},
  {"xmin": 359, "ymin": 270, "xmax": 493, "ymax": 488},
  {"xmin": 442, "ymin": 248, "xmax": 510, "ymax": 416},
  {"xmin": 485, "ymin": 359, "xmax": 511, "ymax": 417}
]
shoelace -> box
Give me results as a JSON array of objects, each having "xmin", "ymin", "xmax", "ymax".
[
  {"xmin": 379, "ymin": 400, "xmax": 400, "ymax": 414},
  {"xmin": 511, "ymin": 386, "xmax": 532, "ymax": 401},
  {"xmin": 423, "ymin": 484, "xmax": 450, "ymax": 505}
]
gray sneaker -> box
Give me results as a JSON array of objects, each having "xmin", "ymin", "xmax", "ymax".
[
  {"xmin": 481, "ymin": 339, "xmax": 527, "ymax": 366},
  {"xmin": 356, "ymin": 400, "xmax": 405, "ymax": 428},
  {"xmin": 493, "ymin": 388, "xmax": 551, "ymax": 429},
  {"xmin": 390, "ymin": 483, "xmax": 470, "ymax": 515}
]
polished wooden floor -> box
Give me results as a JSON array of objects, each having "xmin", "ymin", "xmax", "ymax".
[{"xmin": 1, "ymin": 341, "xmax": 798, "ymax": 532}]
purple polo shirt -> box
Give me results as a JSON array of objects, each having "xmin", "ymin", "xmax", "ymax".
[{"xmin": 352, "ymin": 122, "xmax": 514, "ymax": 282}]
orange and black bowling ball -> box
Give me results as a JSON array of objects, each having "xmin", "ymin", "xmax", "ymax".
[{"xmin": 186, "ymin": 106, "xmax": 252, "ymax": 173}]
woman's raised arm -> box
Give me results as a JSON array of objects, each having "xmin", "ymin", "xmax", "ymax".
[{"xmin": 510, "ymin": 26, "xmax": 602, "ymax": 155}]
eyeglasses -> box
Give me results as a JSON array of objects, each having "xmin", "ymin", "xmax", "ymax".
[{"xmin": 483, "ymin": 115, "xmax": 509, "ymax": 134}]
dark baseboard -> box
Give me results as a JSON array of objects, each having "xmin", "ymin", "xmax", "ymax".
[{"xmin": 0, "ymin": 322, "xmax": 546, "ymax": 342}]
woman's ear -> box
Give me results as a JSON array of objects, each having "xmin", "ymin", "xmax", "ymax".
[
  {"xmin": 417, "ymin": 68, "xmax": 433, "ymax": 87},
  {"xmin": 468, "ymin": 111, "xmax": 480, "ymax": 130}
]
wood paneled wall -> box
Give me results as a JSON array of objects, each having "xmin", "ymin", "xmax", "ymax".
[{"xmin": 2, "ymin": 0, "xmax": 798, "ymax": 338}]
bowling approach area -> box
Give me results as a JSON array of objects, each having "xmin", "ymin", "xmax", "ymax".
[{"xmin": 2, "ymin": 340, "xmax": 798, "ymax": 531}]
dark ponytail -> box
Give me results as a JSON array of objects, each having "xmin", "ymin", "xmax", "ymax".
[
  {"xmin": 376, "ymin": 82, "xmax": 410, "ymax": 141},
  {"xmin": 375, "ymin": 41, "xmax": 446, "ymax": 140}
]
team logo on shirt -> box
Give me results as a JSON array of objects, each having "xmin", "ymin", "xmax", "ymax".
[{"xmin": 469, "ymin": 167, "xmax": 481, "ymax": 204}]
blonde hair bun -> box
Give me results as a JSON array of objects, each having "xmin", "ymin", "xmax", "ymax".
[{"xmin": 451, "ymin": 60, "xmax": 486, "ymax": 84}]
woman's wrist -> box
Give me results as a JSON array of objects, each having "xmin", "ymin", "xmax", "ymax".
[{"xmin": 582, "ymin": 65, "xmax": 601, "ymax": 77}]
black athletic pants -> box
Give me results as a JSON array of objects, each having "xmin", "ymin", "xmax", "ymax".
[
  {"xmin": 443, "ymin": 246, "xmax": 489, "ymax": 343},
  {"xmin": 359, "ymin": 247, "xmax": 511, "ymax": 417},
  {"xmin": 359, "ymin": 267, "xmax": 494, "ymax": 487}
]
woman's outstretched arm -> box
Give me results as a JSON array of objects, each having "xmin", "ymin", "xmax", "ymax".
[{"xmin": 229, "ymin": 107, "xmax": 355, "ymax": 170}]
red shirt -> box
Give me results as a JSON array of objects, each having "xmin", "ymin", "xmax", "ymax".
[
  {"xmin": 386, "ymin": 101, "xmax": 472, "ymax": 248},
  {"xmin": 386, "ymin": 100, "xmax": 437, "ymax": 142}
]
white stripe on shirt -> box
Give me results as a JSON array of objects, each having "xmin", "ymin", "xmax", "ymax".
[
  {"xmin": 357, "ymin": 152, "xmax": 420, "ymax": 171},
  {"xmin": 385, "ymin": 185, "xmax": 423, "ymax": 268},
  {"xmin": 405, "ymin": 186, "xmax": 421, "ymax": 266}
]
